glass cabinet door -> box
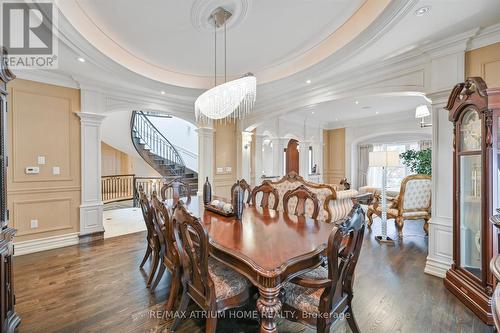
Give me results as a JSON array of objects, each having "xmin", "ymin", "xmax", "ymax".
[{"xmin": 458, "ymin": 107, "xmax": 483, "ymax": 279}]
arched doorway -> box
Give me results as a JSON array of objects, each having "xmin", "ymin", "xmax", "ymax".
[{"xmin": 286, "ymin": 139, "xmax": 299, "ymax": 174}]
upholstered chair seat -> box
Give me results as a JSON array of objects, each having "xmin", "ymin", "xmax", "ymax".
[
  {"xmin": 284, "ymin": 277, "xmax": 326, "ymax": 314},
  {"xmin": 208, "ymin": 258, "xmax": 250, "ymax": 300}
]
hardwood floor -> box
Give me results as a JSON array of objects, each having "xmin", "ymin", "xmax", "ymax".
[{"xmin": 14, "ymin": 218, "xmax": 494, "ymax": 333}]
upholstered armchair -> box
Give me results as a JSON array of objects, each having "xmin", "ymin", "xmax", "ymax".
[{"xmin": 367, "ymin": 174, "xmax": 431, "ymax": 237}]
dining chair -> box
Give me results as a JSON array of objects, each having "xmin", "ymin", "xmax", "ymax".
[
  {"xmin": 251, "ymin": 181, "xmax": 279, "ymax": 210},
  {"xmin": 283, "ymin": 184, "xmax": 320, "ymax": 219},
  {"xmin": 230, "ymin": 179, "xmax": 252, "ymax": 204},
  {"xmin": 149, "ymin": 193, "xmax": 183, "ymax": 311},
  {"xmin": 282, "ymin": 204, "xmax": 366, "ymax": 333},
  {"xmin": 160, "ymin": 178, "xmax": 192, "ymax": 204},
  {"xmin": 171, "ymin": 202, "xmax": 251, "ymax": 333},
  {"xmin": 138, "ymin": 188, "xmax": 161, "ymax": 288}
]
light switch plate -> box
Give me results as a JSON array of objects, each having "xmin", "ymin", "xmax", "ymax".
[
  {"xmin": 225, "ymin": 167, "xmax": 232, "ymax": 172},
  {"xmin": 216, "ymin": 167, "xmax": 223, "ymax": 174},
  {"xmin": 37, "ymin": 156, "xmax": 46, "ymax": 165},
  {"xmin": 30, "ymin": 219, "xmax": 38, "ymax": 229},
  {"xmin": 52, "ymin": 166, "xmax": 60, "ymax": 175},
  {"xmin": 25, "ymin": 166, "xmax": 40, "ymax": 174}
]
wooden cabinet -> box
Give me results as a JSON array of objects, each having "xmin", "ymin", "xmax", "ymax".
[
  {"xmin": 444, "ymin": 77, "xmax": 500, "ymax": 325},
  {"xmin": 0, "ymin": 48, "xmax": 20, "ymax": 332}
]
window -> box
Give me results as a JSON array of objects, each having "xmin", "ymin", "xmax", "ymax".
[
  {"xmin": 367, "ymin": 142, "xmax": 419, "ymax": 190},
  {"xmin": 308, "ymin": 146, "xmax": 313, "ymax": 174}
]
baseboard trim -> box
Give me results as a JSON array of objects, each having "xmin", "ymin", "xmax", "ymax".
[
  {"xmin": 424, "ymin": 256, "xmax": 451, "ymax": 278},
  {"xmin": 14, "ymin": 232, "xmax": 80, "ymax": 256}
]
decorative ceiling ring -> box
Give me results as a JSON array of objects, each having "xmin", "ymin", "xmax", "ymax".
[{"xmin": 191, "ymin": 0, "xmax": 250, "ymax": 32}]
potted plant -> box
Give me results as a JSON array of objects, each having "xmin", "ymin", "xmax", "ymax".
[{"xmin": 399, "ymin": 148, "xmax": 431, "ymax": 175}]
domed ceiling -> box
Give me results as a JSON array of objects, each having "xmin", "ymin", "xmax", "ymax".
[{"xmin": 56, "ymin": 0, "xmax": 390, "ymax": 88}]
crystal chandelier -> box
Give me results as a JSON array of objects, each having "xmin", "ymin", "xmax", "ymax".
[{"xmin": 195, "ymin": 8, "xmax": 256, "ymax": 124}]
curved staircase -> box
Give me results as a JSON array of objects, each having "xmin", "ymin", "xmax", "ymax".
[{"xmin": 131, "ymin": 111, "xmax": 198, "ymax": 194}]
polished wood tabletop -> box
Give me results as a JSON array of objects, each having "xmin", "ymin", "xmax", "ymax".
[{"xmin": 167, "ymin": 195, "xmax": 335, "ymax": 333}]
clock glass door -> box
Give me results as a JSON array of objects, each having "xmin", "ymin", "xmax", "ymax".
[{"xmin": 458, "ymin": 107, "xmax": 482, "ymax": 279}]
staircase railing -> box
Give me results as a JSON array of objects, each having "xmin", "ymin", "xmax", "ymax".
[
  {"xmin": 131, "ymin": 111, "xmax": 185, "ymax": 176},
  {"xmin": 101, "ymin": 174, "xmax": 135, "ymax": 203}
]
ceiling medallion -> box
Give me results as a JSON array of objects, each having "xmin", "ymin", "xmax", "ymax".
[
  {"xmin": 191, "ymin": 0, "xmax": 250, "ymax": 33},
  {"xmin": 195, "ymin": 7, "xmax": 256, "ymax": 124}
]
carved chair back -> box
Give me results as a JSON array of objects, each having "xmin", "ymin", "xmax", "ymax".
[
  {"xmin": 251, "ymin": 181, "xmax": 279, "ymax": 210},
  {"xmin": 173, "ymin": 202, "xmax": 216, "ymax": 306},
  {"xmin": 320, "ymin": 204, "xmax": 365, "ymax": 315},
  {"xmin": 161, "ymin": 178, "xmax": 192, "ymax": 204},
  {"xmin": 230, "ymin": 179, "xmax": 252, "ymax": 204},
  {"xmin": 138, "ymin": 188, "xmax": 157, "ymax": 247},
  {"xmin": 283, "ymin": 185, "xmax": 320, "ymax": 219},
  {"xmin": 266, "ymin": 171, "xmax": 336, "ymax": 221},
  {"xmin": 151, "ymin": 192, "xmax": 179, "ymax": 266},
  {"xmin": 397, "ymin": 174, "xmax": 432, "ymax": 214}
]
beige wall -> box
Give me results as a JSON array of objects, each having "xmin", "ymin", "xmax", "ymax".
[
  {"xmin": 213, "ymin": 122, "xmax": 237, "ymax": 198},
  {"xmin": 323, "ymin": 128, "xmax": 346, "ymax": 185},
  {"xmin": 7, "ymin": 79, "xmax": 81, "ymax": 242},
  {"xmin": 465, "ymin": 42, "xmax": 500, "ymax": 87},
  {"xmin": 101, "ymin": 142, "xmax": 132, "ymax": 176}
]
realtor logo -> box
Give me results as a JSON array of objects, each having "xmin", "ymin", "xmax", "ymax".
[{"xmin": 1, "ymin": 0, "xmax": 58, "ymax": 69}]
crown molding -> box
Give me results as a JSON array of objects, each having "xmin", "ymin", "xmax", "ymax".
[
  {"xmin": 13, "ymin": 69, "xmax": 79, "ymax": 89},
  {"xmin": 467, "ymin": 22, "xmax": 500, "ymax": 51}
]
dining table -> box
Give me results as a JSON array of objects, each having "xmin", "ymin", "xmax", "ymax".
[{"xmin": 166, "ymin": 195, "xmax": 336, "ymax": 333}]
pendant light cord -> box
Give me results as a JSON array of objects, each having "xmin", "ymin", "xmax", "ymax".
[
  {"xmin": 224, "ymin": 16, "xmax": 227, "ymax": 83},
  {"xmin": 214, "ymin": 18, "xmax": 217, "ymax": 87}
]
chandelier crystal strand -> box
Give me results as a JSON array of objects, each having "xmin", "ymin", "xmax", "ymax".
[{"xmin": 194, "ymin": 7, "xmax": 256, "ymax": 124}]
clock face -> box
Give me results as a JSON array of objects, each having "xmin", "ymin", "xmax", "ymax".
[{"xmin": 460, "ymin": 107, "xmax": 482, "ymax": 152}]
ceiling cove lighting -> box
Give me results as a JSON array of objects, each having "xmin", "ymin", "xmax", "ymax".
[{"xmin": 195, "ymin": 7, "xmax": 256, "ymax": 124}]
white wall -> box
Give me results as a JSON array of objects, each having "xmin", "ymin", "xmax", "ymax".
[
  {"xmin": 147, "ymin": 115, "xmax": 199, "ymax": 172},
  {"xmin": 101, "ymin": 110, "xmax": 160, "ymax": 177}
]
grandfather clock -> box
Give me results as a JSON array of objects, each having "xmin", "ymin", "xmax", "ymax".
[
  {"xmin": 0, "ymin": 48, "xmax": 20, "ymax": 332},
  {"xmin": 444, "ymin": 77, "xmax": 500, "ymax": 325}
]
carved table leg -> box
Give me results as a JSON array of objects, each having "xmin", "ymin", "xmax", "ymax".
[{"xmin": 257, "ymin": 287, "xmax": 282, "ymax": 333}]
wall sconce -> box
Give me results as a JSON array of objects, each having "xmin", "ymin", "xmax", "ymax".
[{"xmin": 415, "ymin": 105, "xmax": 432, "ymax": 128}]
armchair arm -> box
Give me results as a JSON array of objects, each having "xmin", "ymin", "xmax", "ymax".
[
  {"xmin": 290, "ymin": 276, "xmax": 332, "ymax": 289},
  {"xmin": 387, "ymin": 195, "xmax": 399, "ymax": 209}
]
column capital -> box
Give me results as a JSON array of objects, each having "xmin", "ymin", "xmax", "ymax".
[{"xmin": 76, "ymin": 112, "xmax": 106, "ymax": 125}]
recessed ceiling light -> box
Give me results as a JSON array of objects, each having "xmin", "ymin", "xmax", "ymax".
[
  {"xmin": 160, "ymin": 91, "xmax": 166, "ymax": 95},
  {"xmin": 77, "ymin": 57, "xmax": 85, "ymax": 63},
  {"xmin": 355, "ymin": 100, "xmax": 359, "ymax": 105},
  {"xmin": 311, "ymin": 111, "xmax": 315, "ymax": 114},
  {"xmin": 335, "ymin": 118, "xmax": 339, "ymax": 121},
  {"xmin": 306, "ymin": 80, "xmax": 311, "ymax": 84},
  {"xmin": 375, "ymin": 111, "xmax": 379, "ymax": 114},
  {"xmin": 415, "ymin": 6, "xmax": 431, "ymax": 16}
]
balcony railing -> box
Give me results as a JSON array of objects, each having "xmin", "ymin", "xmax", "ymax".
[{"xmin": 101, "ymin": 174, "xmax": 135, "ymax": 203}]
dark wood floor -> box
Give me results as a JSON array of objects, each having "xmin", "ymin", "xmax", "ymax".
[{"xmin": 14, "ymin": 218, "xmax": 494, "ymax": 333}]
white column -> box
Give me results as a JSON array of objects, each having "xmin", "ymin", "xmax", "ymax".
[
  {"xmin": 424, "ymin": 90, "xmax": 455, "ymax": 277},
  {"xmin": 423, "ymin": 44, "xmax": 466, "ymax": 277},
  {"xmin": 77, "ymin": 112, "xmax": 106, "ymax": 236},
  {"xmin": 241, "ymin": 131, "xmax": 253, "ymax": 182},
  {"xmin": 197, "ymin": 126, "xmax": 214, "ymax": 195},
  {"xmin": 272, "ymin": 138, "xmax": 286, "ymax": 177},
  {"xmin": 299, "ymin": 141, "xmax": 310, "ymax": 178},
  {"xmin": 253, "ymin": 134, "xmax": 264, "ymax": 185}
]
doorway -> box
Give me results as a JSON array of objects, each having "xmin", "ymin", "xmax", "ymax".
[{"xmin": 286, "ymin": 139, "xmax": 299, "ymax": 174}]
